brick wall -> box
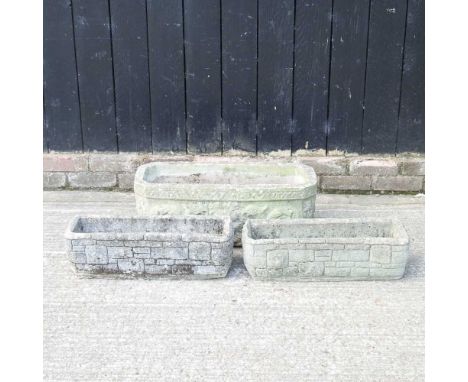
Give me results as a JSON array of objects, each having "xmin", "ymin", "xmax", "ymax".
[{"xmin": 43, "ymin": 153, "xmax": 425, "ymax": 194}]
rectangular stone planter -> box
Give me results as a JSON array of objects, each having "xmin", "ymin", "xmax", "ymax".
[
  {"xmin": 242, "ymin": 218, "xmax": 409, "ymax": 281},
  {"xmin": 134, "ymin": 161, "xmax": 317, "ymax": 245},
  {"xmin": 65, "ymin": 215, "xmax": 233, "ymax": 279}
]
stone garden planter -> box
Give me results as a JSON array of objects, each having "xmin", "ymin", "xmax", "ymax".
[
  {"xmin": 134, "ymin": 161, "xmax": 317, "ymax": 244},
  {"xmin": 65, "ymin": 215, "xmax": 233, "ymax": 279},
  {"xmin": 242, "ymin": 218, "xmax": 409, "ymax": 281}
]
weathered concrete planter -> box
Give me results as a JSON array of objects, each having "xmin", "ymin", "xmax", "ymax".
[
  {"xmin": 65, "ymin": 215, "xmax": 233, "ymax": 279},
  {"xmin": 134, "ymin": 161, "xmax": 317, "ymax": 244},
  {"xmin": 242, "ymin": 218, "xmax": 409, "ymax": 281}
]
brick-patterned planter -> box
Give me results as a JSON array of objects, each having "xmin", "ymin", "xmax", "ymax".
[
  {"xmin": 134, "ymin": 161, "xmax": 317, "ymax": 245},
  {"xmin": 242, "ymin": 218, "xmax": 409, "ymax": 281},
  {"xmin": 65, "ymin": 216, "xmax": 233, "ymax": 279}
]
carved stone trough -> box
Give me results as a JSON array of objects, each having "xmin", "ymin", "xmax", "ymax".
[
  {"xmin": 242, "ymin": 218, "xmax": 409, "ymax": 281},
  {"xmin": 134, "ymin": 161, "xmax": 317, "ymax": 245},
  {"xmin": 65, "ymin": 215, "xmax": 233, "ymax": 279}
]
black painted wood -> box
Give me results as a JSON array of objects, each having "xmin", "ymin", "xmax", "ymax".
[
  {"xmin": 397, "ymin": 0, "xmax": 424, "ymax": 153},
  {"xmin": 43, "ymin": 95, "xmax": 49, "ymax": 152},
  {"xmin": 221, "ymin": 0, "xmax": 257, "ymax": 152},
  {"xmin": 257, "ymin": 0, "xmax": 295, "ymax": 153},
  {"xmin": 147, "ymin": 0, "xmax": 186, "ymax": 152},
  {"xmin": 43, "ymin": 0, "xmax": 82, "ymax": 151},
  {"xmin": 185, "ymin": 0, "xmax": 222, "ymax": 153},
  {"xmin": 109, "ymin": 0, "xmax": 152, "ymax": 152},
  {"xmin": 72, "ymin": 0, "xmax": 117, "ymax": 152},
  {"xmin": 362, "ymin": 0, "xmax": 407, "ymax": 153},
  {"xmin": 327, "ymin": 0, "xmax": 370, "ymax": 154},
  {"xmin": 44, "ymin": 0, "xmax": 424, "ymax": 154},
  {"xmin": 292, "ymin": 0, "xmax": 332, "ymax": 152}
]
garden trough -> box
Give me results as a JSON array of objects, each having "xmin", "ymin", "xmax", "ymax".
[
  {"xmin": 65, "ymin": 215, "xmax": 233, "ymax": 279},
  {"xmin": 134, "ymin": 161, "xmax": 317, "ymax": 245},
  {"xmin": 242, "ymin": 218, "xmax": 409, "ymax": 281}
]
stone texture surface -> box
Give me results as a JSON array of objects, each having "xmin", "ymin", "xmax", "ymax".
[
  {"xmin": 68, "ymin": 172, "xmax": 117, "ymax": 189},
  {"xmin": 42, "ymin": 153, "xmax": 425, "ymax": 193},
  {"xmin": 134, "ymin": 161, "xmax": 317, "ymax": 244},
  {"xmin": 43, "ymin": 172, "xmax": 66, "ymax": 188},
  {"xmin": 300, "ymin": 157, "xmax": 347, "ymax": 175},
  {"xmin": 117, "ymin": 173, "xmax": 135, "ymax": 190},
  {"xmin": 321, "ymin": 176, "xmax": 372, "ymax": 191},
  {"xmin": 372, "ymin": 176, "xmax": 424, "ymax": 192},
  {"xmin": 349, "ymin": 159, "xmax": 399, "ymax": 176},
  {"xmin": 44, "ymin": 191, "xmax": 424, "ymax": 381},
  {"xmin": 65, "ymin": 216, "xmax": 233, "ymax": 279},
  {"xmin": 399, "ymin": 158, "xmax": 425, "ymax": 176},
  {"xmin": 43, "ymin": 154, "xmax": 88, "ymax": 172},
  {"xmin": 243, "ymin": 218, "xmax": 409, "ymax": 281}
]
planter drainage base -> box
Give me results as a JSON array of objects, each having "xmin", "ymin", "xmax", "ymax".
[
  {"xmin": 242, "ymin": 218, "xmax": 409, "ymax": 281},
  {"xmin": 65, "ymin": 216, "xmax": 233, "ymax": 279}
]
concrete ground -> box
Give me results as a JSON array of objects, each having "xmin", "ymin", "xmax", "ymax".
[{"xmin": 44, "ymin": 191, "xmax": 424, "ymax": 381}]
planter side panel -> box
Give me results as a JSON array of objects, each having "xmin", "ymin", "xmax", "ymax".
[
  {"xmin": 243, "ymin": 240, "xmax": 409, "ymax": 281},
  {"xmin": 67, "ymin": 237, "xmax": 232, "ymax": 279}
]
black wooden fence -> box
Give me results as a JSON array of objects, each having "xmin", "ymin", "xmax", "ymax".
[{"xmin": 43, "ymin": 0, "xmax": 424, "ymax": 154}]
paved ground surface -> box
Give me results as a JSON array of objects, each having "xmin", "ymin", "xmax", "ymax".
[{"xmin": 44, "ymin": 191, "xmax": 424, "ymax": 381}]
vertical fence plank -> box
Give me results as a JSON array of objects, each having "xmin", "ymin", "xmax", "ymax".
[
  {"xmin": 147, "ymin": 0, "xmax": 186, "ymax": 152},
  {"xmin": 361, "ymin": 0, "xmax": 407, "ymax": 153},
  {"xmin": 292, "ymin": 0, "xmax": 332, "ymax": 152},
  {"xmin": 44, "ymin": 0, "xmax": 82, "ymax": 151},
  {"xmin": 257, "ymin": 0, "xmax": 295, "ymax": 153},
  {"xmin": 73, "ymin": 0, "xmax": 117, "ymax": 152},
  {"xmin": 109, "ymin": 0, "xmax": 151, "ymax": 152},
  {"xmin": 327, "ymin": 0, "xmax": 370, "ymax": 154},
  {"xmin": 397, "ymin": 0, "xmax": 424, "ymax": 153},
  {"xmin": 221, "ymin": 0, "xmax": 257, "ymax": 153},
  {"xmin": 43, "ymin": 96, "xmax": 49, "ymax": 152},
  {"xmin": 185, "ymin": 0, "xmax": 222, "ymax": 153}
]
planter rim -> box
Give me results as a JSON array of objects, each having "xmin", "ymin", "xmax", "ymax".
[
  {"xmin": 64, "ymin": 215, "xmax": 233, "ymax": 243},
  {"xmin": 242, "ymin": 217, "xmax": 409, "ymax": 246},
  {"xmin": 134, "ymin": 160, "xmax": 317, "ymax": 201}
]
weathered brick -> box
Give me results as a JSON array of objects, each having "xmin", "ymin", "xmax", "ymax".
[
  {"xmin": 88, "ymin": 154, "xmax": 139, "ymax": 172},
  {"xmin": 349, "ymin": 159, "xmax": 398, "ymax": 176},
  {"xmin": 245, "ymin": 255, "xmax": 266, "ymax": 268},
  {"xmin": 369, "ymin": 267, "xmax": 404, "ymax": 279},
  {"xmin": 399, "ymin": 158, "xmax": 425, "ymax": 176},
  {"xmin": 43, "ymin": 154, "xmax": 88, "ymax": 172},
  {"xmin": 85, "ymin": 245, "xmax": 108, "ymax": 265},
  {"xmin": 370, "ymin": 245, "xmax": 391, "ymax": 264},
  {"xmin": 117, "ymin": 173, "xmax": 135, "ymax": 190},
  {"xmin": 255, "ymin": 268, "xmax": 267, "ymax": 277},
  {"xmin": 43, "ymin": 172, "xmax": 66, "ymax": 188},
  {"xmin": 324, "ymin": 267, "xmax": 350, "ymax": 277},
  {"xmin": 391, "ymin": 249, "xmax": 409, "ymax": 264},
  {"xmin": 332, "ymin": 250, "xmax": 369, "ymax": 262},
  {"xmin": 267, "ymin": 268, "xmax": 283, "ymax": 278},
  {"xmin": 301, "ymin": 157, "xmax": 347, "ymax": 175},
  {"xmin": 267, "ymin": 250, "xmax": 288, "ymax": 268},
  {"xmin": 107, "ymin": 247, "xmax": 132, "ymax": 259},
  {"xmin": 336, "ymin": 261, "xmax": 354, "ymax": 267},
  {"xmin": 320, "ymin": 176, "xmax": 372, "ymax": 191},
  {"xmin": 151, "ymin": 247, "xmax": 188, "ymax": 260},
  {"xmin": 298, "ymin": 262, "xmax": 324, "ymax": 276},
  {"xmin": 372, "ymin": 176, "xmax": 423, "ymax": 192},
  {"xmin": 350, "ymin": 267, "xmax": 370, "ymax": 277},
  {"xmin": 289, "ymin": 249, "xmax": 313, "ymax": 263},
  {"xmin": 145, "ymin": 264, "xmax": 171, "ymax": 275},
  {"xmin": 118, "ymin": 258, "xmax": 144, "ymax": 273},
  {"xmin": 314, "ymin": 249, "xmax": 332, "ymax": 261},
  {"xmin": 68, "ymin": 172, "xmax": 117, "ymax": 188},
  {"xmin": 189, "ymin": 242, "xmax": 211, "ymax": 260}
]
